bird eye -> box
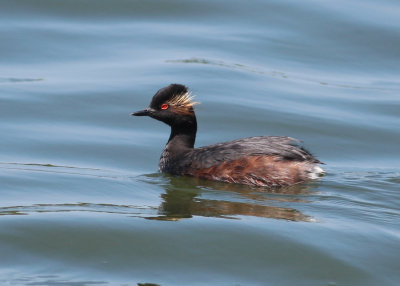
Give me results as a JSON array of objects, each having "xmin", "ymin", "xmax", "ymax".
[{"xmin": 161, "ymin": 104, "xmax": 169, "ymax": 110}]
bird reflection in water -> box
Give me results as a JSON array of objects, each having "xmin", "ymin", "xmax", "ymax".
[
  {"xmin": 0, "ymin": 173, "xmax": 315, "ymax": 221},
  {"xmin": 145, "ymin": 174, "xmax": 315, "ymax": 222}
]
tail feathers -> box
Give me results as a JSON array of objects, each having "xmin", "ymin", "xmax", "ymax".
[{"xmin": 308, "ymin": 165, "xmax": 325, "ymax": 180}]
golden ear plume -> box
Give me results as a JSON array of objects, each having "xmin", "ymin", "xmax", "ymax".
[{"xmin": 168, "ymin": 91, "xmax": 200, "ymax": 108}]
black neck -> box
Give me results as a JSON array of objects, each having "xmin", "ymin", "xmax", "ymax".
[{"xmin": 167, "ymin": 116, "xmax": 197, "ymax": 150}]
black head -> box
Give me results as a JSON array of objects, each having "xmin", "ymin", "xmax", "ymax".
[{"xmin": 132, "ymin": 84, "xmax": 198, "ymax": 126}]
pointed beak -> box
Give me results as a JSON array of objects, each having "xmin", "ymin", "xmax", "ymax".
[{"xmin": 131, "ymin": 108, "xmax": 154, "ymax": 116}]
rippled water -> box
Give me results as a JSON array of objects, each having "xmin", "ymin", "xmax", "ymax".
[{"xmin": 1, "ymin": 0, "xmax": 399, "ymax": 285}]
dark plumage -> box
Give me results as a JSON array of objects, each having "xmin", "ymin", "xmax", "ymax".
[{"xmin": 132, "ymin": 84, "xmax": 324, "ymax": 187}]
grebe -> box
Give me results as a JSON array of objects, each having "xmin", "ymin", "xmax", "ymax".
[{"xmin": 132, "ymin": 84, "xmax": 324, "ymax": 187}]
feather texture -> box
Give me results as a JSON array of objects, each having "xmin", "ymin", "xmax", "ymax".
[{"xmin": 168, "ymin": 91, "xmax": 199, "ymax": 108}]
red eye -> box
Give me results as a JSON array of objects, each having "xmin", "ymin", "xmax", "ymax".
[{"xmin": 161, "ymin": 104, "xmax": 169, "ymax": 110}]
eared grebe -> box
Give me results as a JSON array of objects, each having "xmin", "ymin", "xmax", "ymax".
[{"xmin": 132, "ymin": 84, "xmax": 324, "ymax": 187}]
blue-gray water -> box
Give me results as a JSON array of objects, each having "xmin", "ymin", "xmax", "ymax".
[{"xmin": 1, "ymin": 1, "xmax": 399, "ymax": 285}]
